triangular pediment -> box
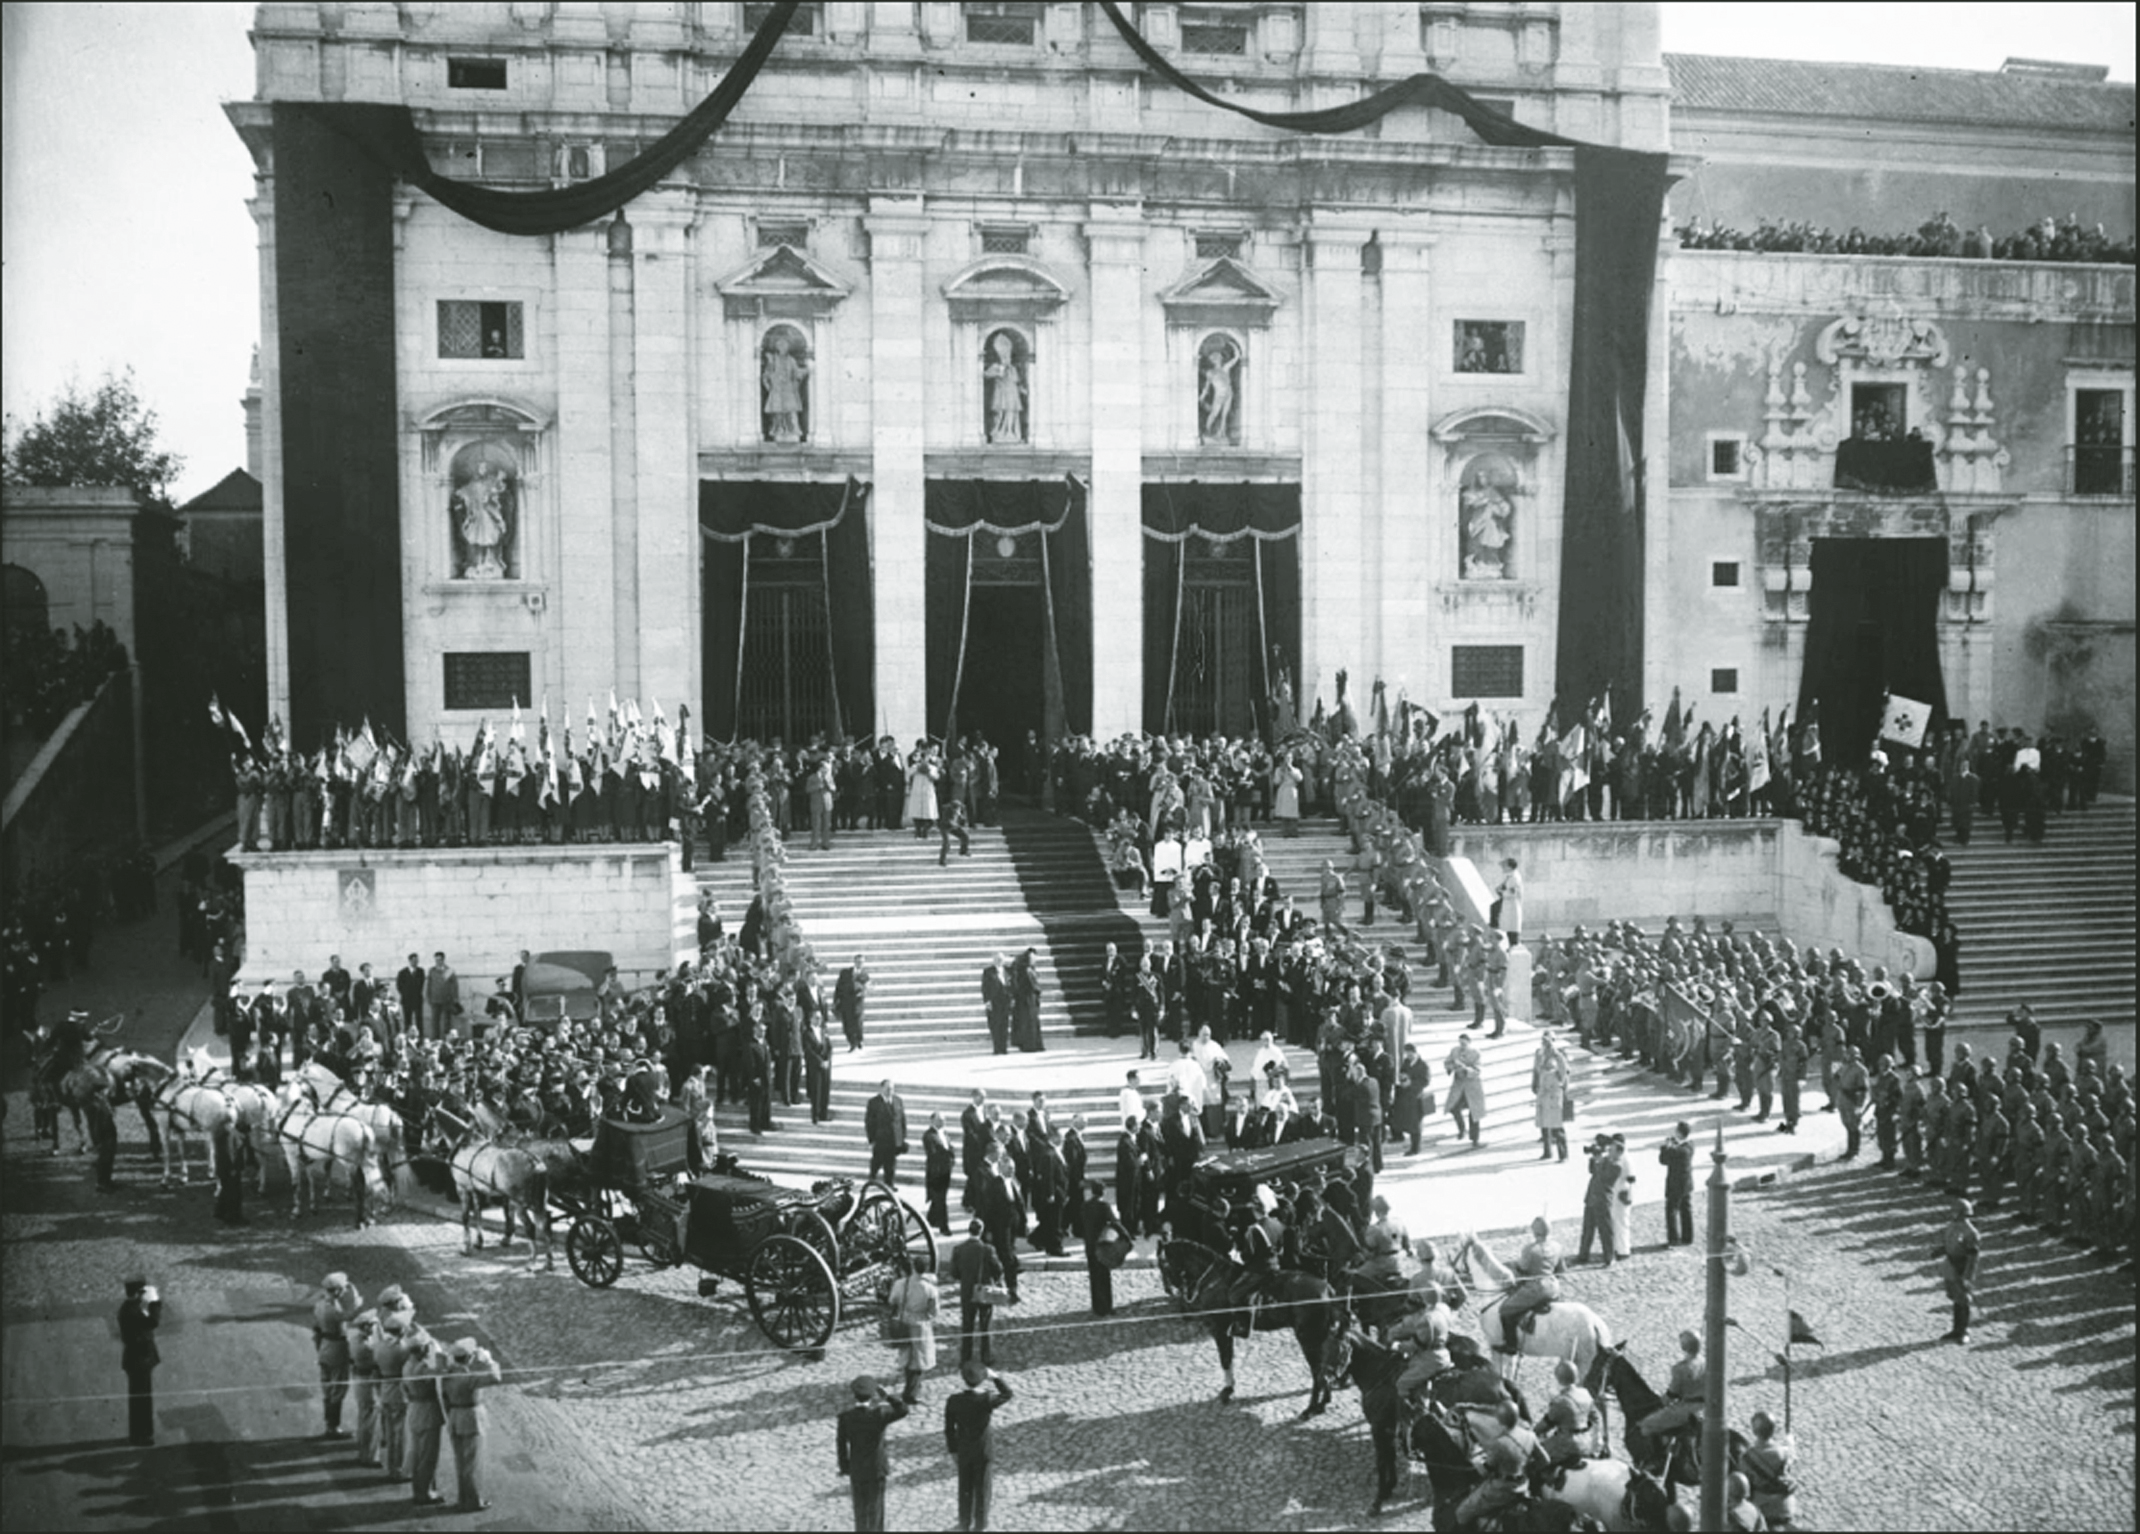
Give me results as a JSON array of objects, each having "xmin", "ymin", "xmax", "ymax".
[
  {"xmin": 716, "ymin": 245, "xmax": 851, "ymax": 319},
  {"xmin": 942, "ymin": 257, "xmax": 1070, "ymax": 323},
  {"xmin": 1160, "ymin": 257, "xmax": 1281, "ymax": 328}
]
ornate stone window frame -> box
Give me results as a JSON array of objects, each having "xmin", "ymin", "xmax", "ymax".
[
  {"xmin": 413, "ymin": 396, "xmax": 551, "ymax": 596},
  {"xmin": 1429, "ymin": 406, "xmax": 1553, "ymax": 621}
]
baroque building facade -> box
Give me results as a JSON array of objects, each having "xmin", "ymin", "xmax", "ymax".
[{"xmin": 228, "ymin": 3, "xmax": 2134, "ymax": 779}]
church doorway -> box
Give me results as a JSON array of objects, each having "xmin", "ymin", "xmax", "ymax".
[
  {"xmin": 1796, "ymin": 537, "xmax": 1948, "ymax": 764},
  {"xmin": 961, "ymin": 585, "xmax": 1046, "ymax": 757}
]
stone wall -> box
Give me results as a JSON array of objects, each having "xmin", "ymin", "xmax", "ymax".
[
  {"xmin": 227, "ymin": 842, "xmax": 699, "ymax": 1004},
  {"xmin": 1446, "ymin": 817, "xmax": 1934, "ymax": 977}
]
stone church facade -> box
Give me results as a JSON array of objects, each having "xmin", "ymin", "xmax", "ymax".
[{"xmin": 229, "ymin": 3, "xmax": 2134, "ymax": 776}]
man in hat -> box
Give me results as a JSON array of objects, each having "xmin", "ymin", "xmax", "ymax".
[
  {"xmin": 836, "ymin": 1374, "xmax": 908, "ymax": 1532},
  {"xmin": 118, "ymin": 1277, "xmax": 161, "ymax": 1445},
  {"xmin": 313, "ymin": 1273, "xmax": 363, "ymax": 1438},
  {"xmin": 85, "ymin": 1078, "xmax": 121, "ymax": 1193},
  {"xmin": 1938, "ymin": 1197, "xmax": 1981, "ymax": 1343},
  {"xmin": 1497, "ymin": 1216, "xmax": 1565, "ymax": 1352},
  {"xmin": 371, "ymin": 1285, "xmax": 418, "ymax": 1482},
  {"xmin": 346, "ymin": 1309, "xmax": 383, "ymax": 1467},
  {"xmin": 943, "ymin": 1362, "xmax": 1014, "ymax": 1533},
  {"xmin": 866, "ymin": 1079, "xmax": 909, "ymax": 1186},
  {"xmin": 440, "ymin": 1337, "xmax": 503, "ymax": 1513},
  {"xmin": 404, "ymin": 1330, "xmax": 448, "ymax": 1506}
]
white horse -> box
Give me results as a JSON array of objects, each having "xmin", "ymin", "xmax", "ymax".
[
  {"xmin": 295, "ymin": 1062, "xmax": 412, "ymax": 1204},
  {"xmin": 269, "ymin": 1080, "xmax": 378, "ymax": 1226},
  {"xmin": 1543, "ymin": 1458, "xmax": 1679, "ymax": 1533},
  {"xmin": 1455, "ymin": 1232, "xmax": 1613, "ymax": 1384},
  {"xmin": 152, "ymin": 1050, "xmax": 237, "ymax": 1186}
]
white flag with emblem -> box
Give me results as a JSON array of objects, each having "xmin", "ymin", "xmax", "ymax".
[{"xmin": 1879, "ymin": 693, "xmax": 1934, "ymax": 750}]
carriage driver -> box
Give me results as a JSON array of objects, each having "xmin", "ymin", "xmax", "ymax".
[
  {"xmin": 1218, "ymin": 1197, "xmax": 1281, "ymax": 1338},
  {"xmin": 1495, "ymin": 1216, "xmax": 1565, "ymax": 1355}
]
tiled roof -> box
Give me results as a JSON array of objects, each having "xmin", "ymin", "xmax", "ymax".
[
  {"xmin": 1665, "ymin": 52, "xmax": 2136, "ymax": 132},
  {"xmin": 179, "ymin": 467, "xmax": 262, "ymax": 514}
]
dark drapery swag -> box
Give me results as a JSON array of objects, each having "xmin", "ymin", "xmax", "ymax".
[
  {"xmin": 1797, "ymin": 538, "xmax": 1950, "ymax": 768},
  {"xmin": 1095, "ymin": 0, "xmax": 1670, "ymax": 729},
  {"xmin": 1140, "ymin": 485, "xmax": 1302, "ymax": 739},
  {"xmin": 699, "ymin": 478, "xmax": 873, "ymax": 743},
  {"xmin": 923, "ymin": 478, "xmax": 1090, "ymax": 743},
  {"xmin": 273, "ymin": 105, "xmax": 405, "ymax": 744}
]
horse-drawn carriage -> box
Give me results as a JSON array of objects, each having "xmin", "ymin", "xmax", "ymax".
[
  {"xmin": 1163, "ymin": 1138, "xmax": 1368, "ymax": 1263},
  {"xmin": 551, "ymin": 1112, "xmax": 938, "ymax": 1352}
]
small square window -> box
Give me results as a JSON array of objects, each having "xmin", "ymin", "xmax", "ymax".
[
  {"xmin": 964, "ymin": 2, "xmax": 1040, "ymax": 46},
  {"xmin": 757, "ymin": 221, "xmax": 810, "ymax": 249},
  {"xmin": 1454, "ymin": 320, "xmax": 1524, "ymax": 375},
  {"xmin": 438, "ymin": 301, "xmax": 525, "ymax": 361},
  {"xmin": 979, "ymin": 225, "xmax": 1032, "ymax": 255},
  {"xmin": 1709, "ymin": 437, "xmax": 1743, "ymax": 478},
  {"xmin": 1711, "ymin": 560, "xmax": 1740, "ymax": 588},
  {"xmin": 1711, "ymin": 667, "xmax": 1739, "ymax": 694},
  {"xmin": 744, "ymin": 1, "xmax": 820, "ymax": 36},
  {"xmin": 1182, "ymin": 15, "xmax": 1251, "ymax": 55},
  {"xmin": 1452, "ymin": 645, "xmax": 1524, "ymax": 699},
  {"xmin": 444, "ymin": 652, "xmax": 533, "ymax": 712},
  {"xmin": 1470, "ymin": 96, "xmax": 1516, "ymax": 119},
  {"xmin": 1850, "ymin": 382, "xmax": 1908, "ymax": 442},
  {"xmin": 2073, "ymin": 388, "xmax": 2128, "ymax": 494},
  {"xmin": 1194, "ymin": 231, "xmax": 1246, "ymax": 261},
  {"xmin": 447, "ymin": 58, "xmax": 508, "ymax": 90}
]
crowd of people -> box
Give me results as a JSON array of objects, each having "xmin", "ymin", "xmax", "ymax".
[
  {"xmin": 1674, "ymin": 209, "xmax": 2137, "ymax": 266},
  {"xmin": 1, "ymin": 618, "xmax": 128, "ymax": 739}
]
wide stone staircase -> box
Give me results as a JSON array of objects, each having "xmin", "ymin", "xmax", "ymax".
[{"xmin": 1945, "ymin": 799, "xmax": 2135, "ymax": 1036}]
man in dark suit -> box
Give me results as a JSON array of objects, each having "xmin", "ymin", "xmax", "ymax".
[
  {"xmin": 835, "ymin": 957, "xmax": 871, "ymax": 1052},
  {"xmin": 396, "ymin": 954, "xmax": 426, "ymax": 1042},
  {"xmin": 836, "ymin": 1375, "xmax": 908, "ymax": 1533},
  {"xmin": 923, "ymin": 1112, "xmax": 956, "ymax": 1236},
  {"xmin": 947, "ymin": 1220, "xmax": 1003, "ymax": 1368},
  {"xmin": 976, "ymin": 1149, "xmax": 1023, "ymax": 1305},
  {"xmin": 746, "ymin": 1021, "xmax": 776, "ymax": 1134},
  {"xmin": 1115, "ymin": 1115, "xmax": 1146, "ymax": 1236},
  {"xmin": 119, "ymin": 1276, "xmax": 161, "ymax": 1445},
  {"xmin": 1029, "ymin": 1126, "xmax": 1069, "ymax": 1258},
  {"xmin": 980, "ymin": 956, "xmax": 1012, "ymax": 1057},
  {"xmin": 866, "ymin": 1080, "xmax": 909, "ymax": 1185},
  {"xmin": 959, "ymin": 1090, "xmax": 991, "ymax": 1209},
  {"xmin": 943, "ymin": 1362, "xmax": 1014, "ymax": 1533}
]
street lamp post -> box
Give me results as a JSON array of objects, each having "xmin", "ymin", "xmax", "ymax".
[{"xmin": 1700, "ymin": 1122, "xmax": 1730, "ymax": 1532}]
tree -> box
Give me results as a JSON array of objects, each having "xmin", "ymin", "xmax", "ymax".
[{"xmin": 2, "ymin": 368, "xmax": 183, "ymax": 505}]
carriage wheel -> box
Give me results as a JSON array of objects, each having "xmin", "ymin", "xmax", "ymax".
[
  {"xmin": 747, "ymin": 1234, "xmax": 840, "ymax": 1352},
  {"xmin": 852, "ymin": 1188, "xmax": 939, "ymax": 1301},
  {"xmin": 567, "ymin": 1215, "xmax": 626, "ymax": 1288},
  {"xmin": 783, "ymin": 1205, "xmax": 840, "ymax": 1277}
]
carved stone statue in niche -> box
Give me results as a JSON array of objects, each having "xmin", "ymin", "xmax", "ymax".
[
  {"xmin": 1458, "ymin": 453, "xmax": 1517, "ymax": 580},
  {"xmin": 983, "ymin": 329, "xmax": 1028, "ymax": 444},
  {"xmin": 1198, "ymin": 334, "xmax": 1243, "ymax": 445},
  {"xmin": 450, "ymin": 440, "xmax": 518, "ymax": 580},
  {"xmin": 761, "ymin": 325, "xmax": 812, "ymax": 443}
]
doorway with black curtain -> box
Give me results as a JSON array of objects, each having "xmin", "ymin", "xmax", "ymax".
[
  {"xmin": 1796, "ymin": 536, "xmax": 1949, "ymax": 766},
  {"xmin": 961, "ymin": 582, "xmax": 1046, "ymax": 759}
]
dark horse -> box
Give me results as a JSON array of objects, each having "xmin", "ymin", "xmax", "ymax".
[
  {"xmin": 1582, "ymin": 1340, "xmax": 1748, "ymax": 1489},
  {"xmin": 1159, "ymin": 1238, "xmax": 1342, "ymax": 1416}
]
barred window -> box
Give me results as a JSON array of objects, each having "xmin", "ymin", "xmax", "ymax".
[
  {"xmin": 444, "ymin": 653, "xmax": 532, "ymax": 712},
  {"xmin": 964, "ymin": 1, "xmax": 1040, "ymax": 46},
  {"xmin": 757, "ymin": 221, "xmax": 810, "ymax": 249},
  {"xmin": 1193, "ymin": 231, "xmax": 1245, "ymax": 261},
  {"xmin": 1451, "ymin": 645, "xmax": 1524, "ymax": 699},
  {"xmin": 1182, "ymin": 14, "xmax": 1250, "ymax": 55},
  {"xmin": 979, "ymin": 225, "xmax": 1032, "ymax": 255},
  {"xmin": 447, "ymin": 58, "xmax": 508, "ymax": 90},
  {"xmin": 744, "ymin": 1, "xmax": 820, "ymax": 37},
  {"xmin": 438, "ymin": 301, "xmax": 525, "ymax": 361}
]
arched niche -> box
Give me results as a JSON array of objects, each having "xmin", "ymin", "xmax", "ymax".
[
  {"xmin": 760, "ymin": 322, "xmax": 814, "ymax": 444},
  {"xmin": 982, "ymin": 326, "xmax": 1033, "ymax": 445},
  {"xmin": 414, "ymin": 396, "xmax": 550, "ymax": 588}
]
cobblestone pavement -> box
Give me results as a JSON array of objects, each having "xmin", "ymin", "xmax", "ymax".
[{"xmin": 4, "ymin": 875, "xmax": 2132, "ymax": 1531}]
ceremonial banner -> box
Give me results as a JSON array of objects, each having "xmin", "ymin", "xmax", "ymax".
[{"xmin": 1880, "ymin": 693, "xmax": 1935, "ymax": 750}]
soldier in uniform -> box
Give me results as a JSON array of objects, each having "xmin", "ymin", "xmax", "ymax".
[
  {"xmin": 1937, "ymin": 1198, "xmax": 1981, "ymax": 1344},
  {"xmin": 1749, "ymin": 1015, "xmax": 1781, "ymax": 1122},
  {"xmin": 1777, "ymin": 1021, "xmax": 1808, "ymax": 1134},
  {"xmin": 2040, "ymin": 1112, "xmax": 2072, "ymax": 1233},
  {"xmin": 1731, "ymin": 1013, "xmax": 1758, "ymax": 1112},
  {"xmin": 346, "ymin": 1310, "xmax": 383, "ymax": 1467},
  {"xmin": 312, "ymin": 1272, "xmax": 362, "ymax": 1438},
  {"xmin": 2066, "ymin": 1130, "xmax": 2102, "ymax": 1248},
  {"xmin": 404, "ymin": 1331, "xmax": 448, "ymax": 1506},
  {"xmin": 1945, "ymin": 1089, "xmax": 1979, "ymax": 1199},
  {"xmin": 1870, "ymin": 1054, "xmax": 1905, "ymax": 1167},
  {"xmin": 1832, "ymin": 1047, "xmax": 1870, "ymax": 1161},
  {"xmin": 2010, "ymin": 1099, "xmax": 2045, "ymax": 1223},
  {"xmin": 371, "ymin": 1286, "xmax": 418, "ymax": 1483},
  {"xmin": 442, "ymin": 1337, "xmax": 503, "ymax": 1512},
  {"xmin": 1899, "ymin": 1059, "xmax": 1930, "ymax": 1177},
  {"xmin": 1976, "ymin": 1095, "xmax": 2012, "ymax": 1212}
]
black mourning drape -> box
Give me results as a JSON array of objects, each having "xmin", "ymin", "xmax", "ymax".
[
  {"xmin": 1797, "ymin": 538, "xmax": 1949, "ymax": 767},
  {"xmin": 698, "ymin": 478, "xmax": 872, "ymax": 741},
  {"xmin": 1140, "ymin": 484, "xmax": 1301, "ymax": 738},
  {"xmin": 923, "ymin": 478, "xmax": 1089, "ymax": 742}
]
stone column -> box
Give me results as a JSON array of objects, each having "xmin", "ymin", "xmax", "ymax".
[
  {"xmin": 553, "ymin": 224, "xmax": 620, "ymax": 716},
  {"xmin": 249, "ymin": 186, "xmax": 291, "ymax": 726},
  {"xmin": 1086, "ymin": 208, "xmax": 1146, "ymax": 738},
  {"xmin": 868, "ymin": 198, "xmax": 929, "ymax": 739},
  {"xmin": 1300, "ymin": 222, "xmax": 1370, "ymax": 716},
  {"xmin": 1377, "ymin": 230, "xmax": 1435, "ymax": 695},
  {"xmin": 630, "ymin": 193, "xmax": 700, "ymax": 717}
]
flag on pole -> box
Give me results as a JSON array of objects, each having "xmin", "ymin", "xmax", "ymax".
[
  {"xmin": 537, "ymin": 704, "xmax": 558, "ymax": 808},
  {"xmin": 510, "ymin": 698, "xmax": 525, "ymax": 743},
  {"xmin": 1561, "ymin": 718, "xmax": 1590, "ymax": 799},
  {"xmin": 652, "ymin": 697, "xmax": 677, "ymax": 765},
  {"xmin": 1800, "ymin": 698, "xmax": 1822, "ymax": 765},
  {"xmin": 1788, "ymin": 1309, "xmax": 1823, "ymax": 1348},
  {"xmin": 1748, "ymin": 708, "xmax": 1772, "ymax": 793},
  {"xmin": 348, "ymin": 717, "xmax": 378, "ymax": 774},
  {"xmin": 1662, "ymin": 687, "xmax": 1684, "ymax": 750},
  {"xmin": 1880, "ymin": 693, "xmax": 1934, "ymax": 751},
  {"xmin": 472, "ymin": 719, "xmax": 496, "ymax": 792},
  {"xmin": 677, "ymin": 704, "xmax": 696, "ymax": 786}
]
